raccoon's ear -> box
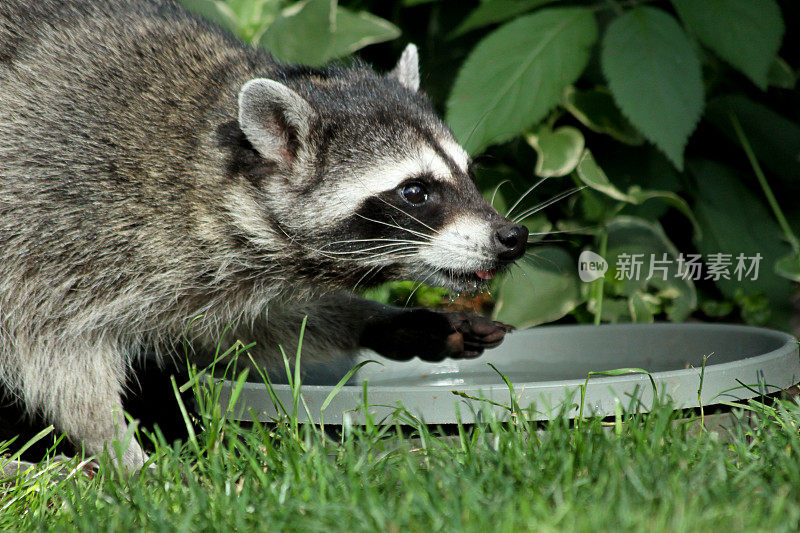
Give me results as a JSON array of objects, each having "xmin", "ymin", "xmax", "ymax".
[
  {"xmin": 388, "ymin": 43, "xmax": 420, "ymax": 92},
  {"xmin": 238, "ymin": 78, "xmax": 314, "ymax": 163}
]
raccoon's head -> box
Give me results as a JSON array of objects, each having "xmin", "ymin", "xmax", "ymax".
[{"xmin": 232, "ymin": 44, "xmax": 527, "ymax": 292}]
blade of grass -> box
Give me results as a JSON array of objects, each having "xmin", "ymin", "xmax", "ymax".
[
  {"xmin": 579, "ymin": 367, "xmax": 657, "ymax": 422},
  {"xmin": 180, "ymin": 339, "xmax": 256, "ymax": 393},
  {"xmin": 171, "ymin": 375, "xmax": 199, "ymax": 457},
  {"xmin": 246, "ymin": 351, "xmax": 289, "ymax": 419},
  {"xmin": 487, "ymin": 362, "xmax": 526, "ymax": 423},
  {"xmin": 320, "ymin": 359, "xmax": 383, "ymax": 429},
  {"xmin": 451, "ymin": 390, "xmax": 513, "ymax": 412},
  {"xmin": 4, "ymin": 426, "xmax": 54, "ymax": 465},
  {"xmin": 697, "ymin": 353, "xmax": 711, "ymax": 428}
]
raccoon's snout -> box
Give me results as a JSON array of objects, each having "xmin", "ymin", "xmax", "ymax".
[{"xmin": 494, "ymin": 224, "xmax": 528, "ymax": 262}]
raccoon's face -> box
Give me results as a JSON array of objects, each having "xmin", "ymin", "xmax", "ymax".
[{"xmin": 235, "ymin": 45, "xmax": 527, "ymax": 292}]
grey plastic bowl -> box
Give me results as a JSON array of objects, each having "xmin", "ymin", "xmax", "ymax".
[{"xmin": 218, "ymin": 323, "xmax": 799, "ymax": 424}]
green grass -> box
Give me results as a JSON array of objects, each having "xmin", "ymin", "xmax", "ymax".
[{"xmin": 3, "ymin": 364, "xmax": 800, "ymax": 531}]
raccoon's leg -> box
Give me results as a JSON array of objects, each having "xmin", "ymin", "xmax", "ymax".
[
  {"xmin": 17, "ymin": 337, "xmax": 147, "ymax": 470},
  {"xmin": 231, "ymin": 293, "xmax": 510, "ymax": 367}
]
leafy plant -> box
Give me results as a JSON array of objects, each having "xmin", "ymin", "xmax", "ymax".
[
  {"xmin": 446, "ymin": 7, "xmax": 598, "ymax": 155},
  {"xmin": 438, "ymin": 0, "xmax": 796, "ymax": 329},
  {"xmin": 260, "ymin": 0, "xmax": 399, "ymax": 65},
  {"xmin": 179, "ymin": 0, "xmax": 399, "ymax": 64}
]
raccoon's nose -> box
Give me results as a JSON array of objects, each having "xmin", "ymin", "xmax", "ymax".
[{"xmin": 494, "ymin": 224, "xmax": 528, "ymax": 262}]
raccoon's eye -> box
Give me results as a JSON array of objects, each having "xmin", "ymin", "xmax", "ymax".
[{"xmin": 400, "ymin": 182, "xmax": 428, "ymax": 205}]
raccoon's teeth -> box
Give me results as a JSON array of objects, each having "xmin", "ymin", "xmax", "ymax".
[{"xmin": 475, "ymin": 269, "xmax": 497, "ymax": 280}]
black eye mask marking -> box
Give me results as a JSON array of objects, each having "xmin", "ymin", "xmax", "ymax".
[
  {"xmin": 324, "ymin": 176, "xmax": 492, "ymax": 247},
  {"xmin": 349, "ymin": 189, "xmax": 446, "ymax": 243}
]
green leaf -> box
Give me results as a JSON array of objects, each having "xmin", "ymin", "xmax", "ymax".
[
  {"xmin": 596, "ymin": 297, "xmax": 631, "ymax": 323},
  {"xmin": 260, "ymin": 0, "xmax": 332, "ymax": 65},
  {"xmin": 521, "ymin": 215, "xmax": 553, "ymax": 244},
  {"xmin": 493, "ymin": 246, "xmax": 582, "ymax": 328},
  {"xmin": 330, "ymin": 8, "xmax": 401, "ymax": 57},
  {"xmin": 446, "ymin": 8, "xmax": 598, "ymax": 155},
  {"xmin": 449, "ymin": 0, "xmax": 555, "ymax": 38},
  {"xmin": 525, "ymin": 125, "xmax": 585, "ymax": 178},
  {"xmin": 576, "ymin": 151, "xmax": 700, "ymax": 235},
  {"xmin": 576, "ymin": 150, "xmax": 635, "ymax": 203},
  {"xmin": 562, "ymin": 86, "xmax": 644, "ymax": 145},
  {"xmin": 601, "ymin": 7, "xmax": 703, "ymax": 170},
  {"xmin": 690, "ymin": 160, "xmax": 793, "ymax": 326},
  {"xmin": 706, "ymin": 95, "xmax": 800, "ymax": 184},
  {"xmin": 626, "ymin": 187, "xmax": 700, "ymax": 238},
  {"xmin": 178, "ymin": 0, "xmax": 240, "ymax": 34},
  {"xmin": 734, "ymin": 289, "xmax": 772, "ymax": 326},
  {"xmin": 475, "ymin": 164, "xmax": 520, "ymax": 213},
  {"xmin": 628, "ymin": 292, "xmax": 657, "ymax": 323},
  {"xmin": 672, "ymin": 0, "xmax": 784, "ymax": 90},
  {"xmin": 604, "ymin": 216, "xmax": 697, "ymax": 321},
  {"xmin": 767, "ymin": 57, "xmax": 796, "ymax": 89},
  {"xmin": 227, "ymin": 0, "xmax": 279, "ymax": 22},
  {"xmin": 701, "ymin": 299, "xmax": 734, "ymax": 318},
  {"xmin": 226, "ymin": 0, "xmax": 283, "ymax": 42},
  {"xmin": 775, "ymin": 253, "xmax": 800, "ymax": 283},
  {"xmin": 260, "ymin": 0, "xmax": 400, "ymax": 66}
]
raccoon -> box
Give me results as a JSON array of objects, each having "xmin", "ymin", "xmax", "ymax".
[{"xmin": 0, "ymin": 0, "xmax": 529, "ymax": 468}]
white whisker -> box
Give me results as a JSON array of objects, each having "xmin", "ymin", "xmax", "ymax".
[
  {"xmin": 505, "ymin": 176, "xmax": 549, "ymax": 219},
  {"xmin": 490, "ymin": 179, "xmax": 511, "ymax": 210},
  {"xmin": 404, "ymin": 270, "xmax": 439, "ymax": 307},
  {"xmin": 321, "ymin": 243, "xmax": 421, "ymax": 256},
  {"xmin": 512, "ymin": 186, "xmax": 586, "ymax": 223},
  {"xmin": 371, "ymin": 194, "xmax": 442, "ymax": 236},
  {"xmin": 527, "ymin": 226, "xmax": 599, "ymax": 238},
  {"xmin": 358, "ymin": 248, "xmax": 421, "ymax": 262},
  {"xmin": 324, "ymin": 238, "xmax": 431, "ymax": 247},
  {"xmin": 354, "ymin": 213, "xmax": 434, "ymax": 241},
  {"xmin": 353, "ymin": 265, "xmax": 380, "ymax": 291}
]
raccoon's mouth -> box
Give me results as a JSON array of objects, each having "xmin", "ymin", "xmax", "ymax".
[
  {"xmin": 453, "ymin": 268, "xmax": 497, "ymax": 285},
  {"xmin": 428, "ymin": 267, "xmax": 500, "ymax": 292},
  {"xmin": 406, "ymin": 260, "xmax": 503, "ymax": 292},
  {"xmin": 475, "ymin": 269, "xmax": 498, "ymax": 280}
]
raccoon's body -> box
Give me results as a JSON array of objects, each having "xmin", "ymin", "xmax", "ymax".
[{"xmin": 0, "ymin": 0, "xmax": 528, "ymax": 468}]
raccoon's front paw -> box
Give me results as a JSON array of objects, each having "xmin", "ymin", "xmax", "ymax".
[
  {"xmin": 360, "ymin": 309, "xmax": 513, "ymax": 362},
  {"xmin": 442, "ymin": 311, "xmax": 514, "ymax": 359}
]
